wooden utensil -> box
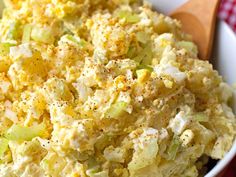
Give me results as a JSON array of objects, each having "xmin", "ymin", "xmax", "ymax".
[{"xmin": 170, "ymin": 0, "xmax": 220, "ymax": 60}]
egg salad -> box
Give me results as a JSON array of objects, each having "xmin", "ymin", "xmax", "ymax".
[{"xmin": 0, "ymin": 0, "xmax": 235, "ymax": 177}]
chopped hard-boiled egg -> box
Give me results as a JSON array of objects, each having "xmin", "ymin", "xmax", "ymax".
[
  {"xmin": 169, "ymin": 111, "xmax": 189, "ymax": 135},
  {"xmin": 10, "ymin": 43, "xmax": 32, "ymax": 60},
  {"xmin": 180, "ymin": 129, "xmax": 194, "ymax": 147}
]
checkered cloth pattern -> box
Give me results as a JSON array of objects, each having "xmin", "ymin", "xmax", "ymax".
[
  {"xmin": 219, "ymin": 0, "xmax": 236, "ymax": 32},
  {"xmin": 218, "ymin": 1, "xmax": 236, "ymax": 177}
]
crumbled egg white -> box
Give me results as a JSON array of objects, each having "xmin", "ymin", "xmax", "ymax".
[
  {"xmin": 180, "ymin": 129, "xmax": 194, "ymax": 147},
  {"xmin": 10, "ymin": 43, "xmax": 33, "ymax": 60},
  {"xmin": 169, "ymin": 111, "xmax": 189, "ymax": 135},
  {"xmin": 154, "ymin": 63, "xmax": 187, "ymax": 83},
  {"xmin": 0, "ymin": 81, "xmax": 11, "ymax": 94}
]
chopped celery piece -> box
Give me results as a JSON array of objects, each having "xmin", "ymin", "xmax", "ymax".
[
  {"xmin": 132, "ymin": 54, "xmax": 143, "ymax": 63},
  {"xmin": 126, "ymin": 14, "xmax": 140, "ymax": 23},
  {"xmin": 193, "ymin": 112, "xmax": 209, "ymax": 122},
  {"xmin": 176, "ymin": 41, "xmax": 198, "ymax": 55},
  {"xmin": 133, "ymin": 42, "xmax": 153, "ymax": 64},
  {"xmin": 6, "ymin": 21, "xmax": 20, "ymax": 40},
  {"xmin": 117, "ymin": 10, "xmax": 140, "ymax": 23},
  {"xmin": 67, "ymin": 150, "xmax": 90, "ymax": 161},
  {"xmin": 117, "ymin": 10, "xmax": 129, "ymax": 18},
  {"xmin": 66, "ymin": 35, "xmax": 80, "ymax": 44},
  {"xmin": 0, "ymin": 138, "xmax": 8, "ymax": 157},
  {"xmin": 127, "ymin": 45, "xmax": 136, "ymax": 58},
  {"xmin": 87, "ymin": 157, "xmax": 100, "ymax": 169},
  {"xmin": 5, "ymin": 123, "xmax": 46, "ymax": 141},
  {"xmin": 167, "ymin": 136, "xmax": 180, "ymax": 160},
  {"xmin": 140, "ymin": 43, "xmax": 153, "ymax": 65},
  {"xmin": 65, "ymin": 34, "xmax": 87, "ymax": 47},
  {"xmin": 22, "ymin": 24, "xmax": 32, "ymax": 43},
  {"xmin": 79, "ymin": 39, "xmax": 88, "ymax": 47},
  {"xmin": 136, "ymin": 32, "xmax": 149, "ymax": 44},
  {"xmin": 0, "ymin": 43, "xmax": 13, "ymax": 56},
  {"xmin": 105, "ymin": 101, "xmax": 128, "ymax": 119},
  {"xmin": 31, "ymin": 26, "xmax": 54, "ymax": 44},
  {"xmin": 94, "ymin": 134, "xmax": 110, "ymax": 150},
  {"xmin": 137, "ymin": 64, "xmax": 153, "ymax": 72}
]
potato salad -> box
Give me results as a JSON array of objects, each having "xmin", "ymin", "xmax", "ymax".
[{"xmin": 0, "ymin": 0, "xmax": 235, "ymax": 177}]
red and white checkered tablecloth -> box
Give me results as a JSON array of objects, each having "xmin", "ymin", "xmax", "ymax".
[
  {"xmin": 219, "ymin": 0, "xmax": 236, "ymax": 32},
  {"xmin": 219, "ymin": 1, "xmax": 236, "ymax": 177}
]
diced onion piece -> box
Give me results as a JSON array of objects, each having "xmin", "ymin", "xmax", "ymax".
[
  {"xmin": 0, "ymin": 138, "xmax": 8, "ymax": 157},
  {"xmin": 5, "ymin": 123, "xmax": 46, "ymax": 141},
  {"xmin": 105, "ymin": 101, "xmax": 128, "ymax": 119},
  {"xmin": 22, "ymin": 24, "xmax": 32, "ymax": 43}
]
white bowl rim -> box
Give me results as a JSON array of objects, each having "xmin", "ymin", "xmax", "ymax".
[{"xmin": 205, "ymin": 21, "xmax": 236, "ymax": 177}]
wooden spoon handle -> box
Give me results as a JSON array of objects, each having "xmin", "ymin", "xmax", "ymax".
[{"xmin": 170, "ymin": 0, "xmax": 221, "ymax": 60}]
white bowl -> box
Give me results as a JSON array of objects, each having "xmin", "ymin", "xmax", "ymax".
[{"xmin": 149, "ymin": 0, "xmax": 236, "ymax": 177}]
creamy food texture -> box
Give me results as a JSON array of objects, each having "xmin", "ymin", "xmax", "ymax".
[{"xmin": 0, "ymin": 0, "xmax": 236, "ymax": 177}]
